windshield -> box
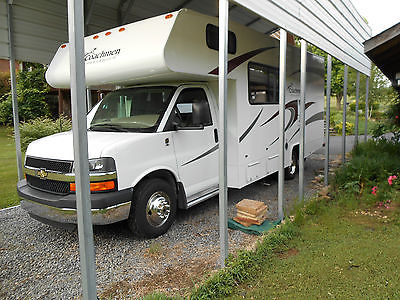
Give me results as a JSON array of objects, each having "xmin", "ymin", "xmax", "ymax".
[{"xmin": 90, "ymin": 86, "xmax": 176, "ymax": 132}]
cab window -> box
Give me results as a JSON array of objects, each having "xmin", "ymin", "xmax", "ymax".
[{"xmin": 167, "ymin": 88, "xmax": 213, "ymax": 130}]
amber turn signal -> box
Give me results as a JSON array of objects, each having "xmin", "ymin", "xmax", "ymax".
[{"xmin": 70, "ymin": 181, "xmax": 115, "ymax": 192}]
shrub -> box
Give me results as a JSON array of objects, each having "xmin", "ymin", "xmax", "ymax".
[
  {"xmin": 0, "ymin": 71, "xmax": 10, "ymax": 98},
  {"xmin": 0, "ymin": 63, "xmax": 50, "ymax": 125},
  {"xmin": 0, "ymin": 89, "xmax": 50, "ymax": 125},
  {"xmin": 349, "ymin": 100, "xmax": 379, "ymax": 117},
  {"xmin": 334, "ymin": 121, "xmax": 354, "ymax": 134},
  {"xmin": 19, "ymin": 115, "xmax": 72, "ymax": 151},
  {"xmin": 334, "ymin": 139, "xmax": 400, "ymax": 193}
]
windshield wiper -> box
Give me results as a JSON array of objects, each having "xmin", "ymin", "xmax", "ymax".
[{"xmin": 89, "ymin": 123, "xmax": 129, "ymax": 132}]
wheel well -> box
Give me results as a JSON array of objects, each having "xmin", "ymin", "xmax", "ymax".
[
  {"xmin": 292, "ymin": 144, "xmax": 299, "ymax": 157},
  {"xmin": 136, "ymin": 170, "xmax": 187, "ymax": 210},
  {"xmin": 140, "ymin": 170, "xmax": 177, "ymax": 194}
]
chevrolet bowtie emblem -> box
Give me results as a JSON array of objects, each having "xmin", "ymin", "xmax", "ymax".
[{"xmin": 37, "ymin": 168, "xmax": 48, "ymax": 180}]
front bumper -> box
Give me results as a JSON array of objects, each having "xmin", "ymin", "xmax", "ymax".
[{"xmin": 18, "ymin": 179, "xmax": 133, "ymax": 225}]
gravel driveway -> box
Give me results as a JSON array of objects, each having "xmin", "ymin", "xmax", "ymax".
[{"xmin": 0, "ymin": 153, "xmax": 332, "ymax": 299}]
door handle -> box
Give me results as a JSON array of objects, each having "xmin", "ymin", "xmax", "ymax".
[{"xmin": 214, "ymin": 128, "xmax": 218, "ymax": 143}]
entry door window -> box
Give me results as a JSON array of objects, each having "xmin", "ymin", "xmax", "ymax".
[{"xmin": 173, "ymin": 88, "xmax": 213, "ymax": 128}]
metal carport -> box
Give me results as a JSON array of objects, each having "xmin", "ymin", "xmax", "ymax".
[{"xmin": 0, "ymin": 0, "xmax": 371, "ymax": 298}]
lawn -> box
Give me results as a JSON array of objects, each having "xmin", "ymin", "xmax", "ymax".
[
  {"xmin": 0, "ymin": 126, "xmax": 20, "ymax": 208},
  {"xmin": 227, "ymin": 199, "xmax": 400, "ymax": 299}
]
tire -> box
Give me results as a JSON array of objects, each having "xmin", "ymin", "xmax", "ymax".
[
  {"xmin": 128, "ymin": 178, "xmax": 177, "ymax": 238},
  {"xmin": 285, "ymin": 149, "xmax": 298, "ymax": 180}
]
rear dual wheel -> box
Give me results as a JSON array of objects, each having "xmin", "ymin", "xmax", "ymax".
[{"xmin": 128, "ymin": 178, "xmax": 177, "ymax": 238}]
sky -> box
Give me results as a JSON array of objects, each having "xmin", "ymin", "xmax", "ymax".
[{"xmin": 351, "ymin": 0, "xmax": 400, "ymax": 36}]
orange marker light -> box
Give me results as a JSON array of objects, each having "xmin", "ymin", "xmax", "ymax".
[
  {"xmin": 93, "ymin": 35, "xmax": 99, "ymax": 39},
  {"xmin": 165, "ymin": 14, "xmax": 173, "ymax": 19},
  {"xmin": 70, "ymin": 181, "xmax": 115, "ymax": 192},
  {"xmin": 61, "ymin": 44, "xmax": 66, "ymax": 48},
  {"xmin": 119, "ymin": 28, "xmax": 125, "ymax": 32},
  {"xmin": 105, "ymin": 31, "xmax": 112, "ymax": 36}
]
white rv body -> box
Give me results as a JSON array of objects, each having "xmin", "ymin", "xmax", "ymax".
[{"xmin": 19, "ymin": 9, "xmax": 324, "ymax": 237}]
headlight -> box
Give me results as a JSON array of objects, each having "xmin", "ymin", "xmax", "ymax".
[{"xmin": 73, "ymin": 157, "xmax": 116, "ymax": 173}]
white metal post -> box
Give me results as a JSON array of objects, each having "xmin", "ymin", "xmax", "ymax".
[
  {"xmin": 67, "ymin": 0, "xmax": 97, "ymax": 298},
  {"xmin": 342, "ymin": 65, "xmax": 348, "ymax": 164},
  {"xmin": 86, "ymin": 88, "xmax": 92, "ymax": 111},
  {"xmin": 278, "ymin": 28, "xmax": 287, "ymax": 220},
  {"xmin": 354, "ymin": 71, "xmax": 360, "ymax": 146},
  {"xmin": 218, "ymin": 0, "xmax": 229, "ymax": 268},
  {"xmin": 7, "ymin": 1, "xmax": 23, "ymax": 181},
  {"xmin": 324, "ymin": 55, "xmax": 332, "ymax": 186},
  {"xmin": 364, "ymin": 77, "xmax": 369, "ymax": 142},
  {"xmin": 299, "ymin": 39, "xmax": 307, "ymax": 201}
]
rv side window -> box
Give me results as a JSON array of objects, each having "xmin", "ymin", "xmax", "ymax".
[
  {"xmin": 168, "ymin": 88, "xmax": 213, "ymax": 129},
  {"xmin": 248, "ymin": 62, "xmax": 279, "ymax": 105},
  {"xmin": 206, "ymin": 24, "xmax": 237, "ymax": 54}
]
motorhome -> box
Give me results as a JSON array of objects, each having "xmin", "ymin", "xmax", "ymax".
[{"xmin": 17, "ymin": 9, "xmax": 325, "ymax": 238}]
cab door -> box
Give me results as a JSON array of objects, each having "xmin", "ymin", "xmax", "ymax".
[{"xmin": 166, "ymin": 87, "xmax": 219, "ymax": 202}]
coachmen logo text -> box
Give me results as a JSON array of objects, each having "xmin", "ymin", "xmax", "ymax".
[
  {"xmin": 84, "ymin": 48, "xmax": 121, "ymax": 62},
  {"xmin": 36, "ymin": 168, "xmax": 48, "ymax": 180}
]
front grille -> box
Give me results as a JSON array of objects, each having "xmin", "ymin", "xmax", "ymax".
[
  {"xmin": 26, "ymin": 175, "xmax": 70, "ymax": 195},
  {"xmin": 26, "ymin": 157, "xmax": 73, "ymax": 173}
]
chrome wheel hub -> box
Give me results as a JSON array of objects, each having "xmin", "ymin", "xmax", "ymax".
[
  {"xmin": 289, "ymin": 157, "xmax": 297, "ymax": 175},
  {"xmin": 146, "ymin": 191, "xmax": 171, "ymax": 227}
]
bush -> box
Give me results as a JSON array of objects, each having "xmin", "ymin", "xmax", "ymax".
[
  {"xmin": 371, "ymin": 122, "xmax": 391, "ymax": 138},
  {"xmin": 19, "ymin": 115, "xmax": 72, "ymax": 151},
  {"xmin": 334, "ymin": 139, "xmax": 400, "ymax": 193},
  {"xmin": 0, "ymin": 63, "xmax": 50, "ymax": 125},
  {"xmin": 349, "ymin": 100, "xmax": 379, "ymax": 117},
  {"xmin": 0, "ymin": 72, "xmax": 10, "ymax": 98},
  {"xmin": 0, "ymin": 89, "xmax": 50, "ymax": 125},
  {"xmin": 334, "ymin": 121, "xmax": 354, "ymax": 134}
]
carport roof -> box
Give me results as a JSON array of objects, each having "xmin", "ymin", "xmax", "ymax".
[
  {"xmin": 364, "ymin": 22, "xmax": 400, "ymax": 92},
  {"xmin": 0, "ymin": 0, "xmax": 372, "ymax": 75}
]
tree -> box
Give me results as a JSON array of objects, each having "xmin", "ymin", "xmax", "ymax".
[
  {"xmin": 348, "ymin": 64, "xmax": 397, "ymax": 118},
  {"xmin": 306, "ymin": 44, "xmax": 345, "ymax": 109},
  {"xmin": 307, "ymin": 44, "xmax": 397, "ymax": 114},
  {"xmin": 0, "ymin": 63, "xmax": 50, "ymax": 125}
]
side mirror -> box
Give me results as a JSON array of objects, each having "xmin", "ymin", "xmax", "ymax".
[{"xmin": 172, "ymin": 121, "xmax": 179, "ymax": 131}]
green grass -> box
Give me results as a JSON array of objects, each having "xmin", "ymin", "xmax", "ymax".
[
  {"xmin": 226, "ymin": 198, "xmax": 400, "ymax": 299},
  {"xmin": 0, "ymin": 126, "xmax": 20, "ymax": 208}
]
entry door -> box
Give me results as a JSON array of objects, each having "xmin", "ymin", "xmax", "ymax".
[{"xmin": 170, "ymin": 88, "xmax": 218, "ymax": 201}]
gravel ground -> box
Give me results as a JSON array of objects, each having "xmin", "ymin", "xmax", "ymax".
[{"xmin": 0, "ymin": 153, "xmax": 333, "ymax": 299}]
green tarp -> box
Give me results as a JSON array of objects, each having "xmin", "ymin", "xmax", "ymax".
[{"xmin": 228, "ymin": 218, "xmax": 281, "ymax": 235}]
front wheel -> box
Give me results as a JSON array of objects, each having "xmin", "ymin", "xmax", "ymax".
[
  {"xmin": 128, "ymin": 178, "xmax": 177, "ymax": 238},
  {"xmin": 285, "ymin": 149, "xmax": 298, "ymax": 180}
]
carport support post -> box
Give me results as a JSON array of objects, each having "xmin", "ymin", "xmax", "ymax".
[
  {"xmin": 86, "ymin": 88, "xmax": 92, "ymax": 111},
  {"xmin": 354, "ymin": 71, "xmax": 360, "ymax": 146},
  {"xmin": 7, "ymin": 1, "xmax": 23, "ymax": 181},
  {"xmin": 278, "ymin": 28, "xmax": 287, "ymax": 220},
  {"xmin": 67, "ymin": 0, "xmax": 97, "ymax": 298},
  {"xmin": 364, "ymin": 77, "xmax": 369, "ymax": 142},
  {"xmin": 324, "ymin": 55, "xmax": 332, "ymax": 186},
  {"xmin": 299, "ymin": 39, "xmax": 307, "ymax": 201},
  {"xmin": 341, "ymin": 65, "xmax": 348, "ymax": 164},
  {"xmin": 218, "ymin": 0, "xmax": 229, "ymax": 268}
]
